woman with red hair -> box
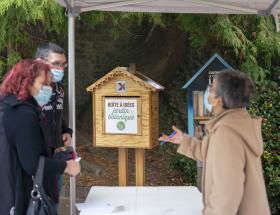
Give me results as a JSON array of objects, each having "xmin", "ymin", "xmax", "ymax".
[
  {"xmin": 0, "ymin": 60, "xmax": 80, "ymax": 214},
  {"xmin": 0, "ymin": 59, "xmax": 52, "ymax": 102}
]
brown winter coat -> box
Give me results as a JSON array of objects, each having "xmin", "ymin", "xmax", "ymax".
[{"xmin": 177, "ymin": 108, "xmax": 270, "ymax": 215}]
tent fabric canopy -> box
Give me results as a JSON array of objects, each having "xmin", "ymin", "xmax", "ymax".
[{"xmin": 57, "ymin": 0, "xmax": 280, "ymax": 15}]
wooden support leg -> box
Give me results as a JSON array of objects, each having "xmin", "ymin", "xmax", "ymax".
[
  {"xmin": 135, "ymin": 149, "xmax": 145, "ymax": 186},
  {"xmin": 118, "ymin": 148, "xmax": 128, "ymax": 186}
]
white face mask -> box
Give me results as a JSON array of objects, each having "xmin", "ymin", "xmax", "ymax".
[
  {"xmin": 204, "ymin": 86, "xmax": 213, "ymax": 112},
  {"xmin": 50, "ymin": 68, "xmax": 64, "ymax": 82},
  {"xmin": 33, "ymin": 85, "xmax": 52, "ymax": 106}
]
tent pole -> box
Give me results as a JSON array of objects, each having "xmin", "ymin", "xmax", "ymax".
[
  {"xmin": 272, "ymin": 12, "xmax": 279, "ymax": 32},
  {"xmin": 68, "ymin": 1, "xmax": 76, "ymax": 214}
]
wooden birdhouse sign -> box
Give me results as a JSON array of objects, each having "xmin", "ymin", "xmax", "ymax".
[{"xmin": 86, "ymin": 64, "xmax": 164, "ymax": 149}]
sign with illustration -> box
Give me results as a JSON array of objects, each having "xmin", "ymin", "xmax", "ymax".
[{"xmin": 104, "ymin": 97, "xmax": 139, "ymax": 134}]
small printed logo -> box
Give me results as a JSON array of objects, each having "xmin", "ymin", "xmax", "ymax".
[
  {"xmin": 117, "ymin": 121, "xmax": 125, "ymax": 131},
  {"xmin": 116, "ymin": 80, "xmax": 127, "ymax": 93}
]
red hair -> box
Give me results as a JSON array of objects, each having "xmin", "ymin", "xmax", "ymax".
[{"xmin": 0, "ymin": 59, "xmax": 50, "ymax": 100}]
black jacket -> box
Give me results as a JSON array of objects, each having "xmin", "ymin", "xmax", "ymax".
[
  {"xmin": 0, "ymin": 94, "xmax": 66, "ymax": 215},
  {"xmin": 41, "ymin": 82, "xmax": 72, "ymax": 151}
]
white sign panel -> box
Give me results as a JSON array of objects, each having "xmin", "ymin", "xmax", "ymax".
[{"xmin": 104, "ymin": 98, "xmax": 138, "ymax": 134}]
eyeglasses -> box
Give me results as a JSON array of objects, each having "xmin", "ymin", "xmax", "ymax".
[{"xmin": 44, "ymin": 59, "xmax": 68, "ymax": 68}]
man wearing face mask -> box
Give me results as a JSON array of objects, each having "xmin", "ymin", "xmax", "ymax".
[
  {"xmin": 159, "ymin": 70, "xmax": 270, "ymax": 215},
  {"xmin": 35, "ymin": 42, "xmax": 73, "ymax": 208}
]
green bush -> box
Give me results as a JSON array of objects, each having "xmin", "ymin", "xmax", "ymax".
[
  {"xmin": 161, "ymin": 143, "xmax": 197, "ymax": 185},
  {"xmin": 249, "ymin": 80, "xmax": 280, "ymax": 215},
  {"xmin": 169, "ymin": 154, "xmax": 197, "ymax": 185}
]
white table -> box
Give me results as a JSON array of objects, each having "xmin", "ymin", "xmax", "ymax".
[{"xmin": 76, "ymin": 186, "xmax": 203, "ymax": 215}]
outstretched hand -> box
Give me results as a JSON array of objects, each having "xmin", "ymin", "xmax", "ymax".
[{"xmin": 159, "ymin": 125, "xmax": 185, "ymax": 145}]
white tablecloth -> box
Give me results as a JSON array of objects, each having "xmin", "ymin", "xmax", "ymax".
[{"xmin": 76, "ymin": 186, "xmax": 203, "ymax": 215}]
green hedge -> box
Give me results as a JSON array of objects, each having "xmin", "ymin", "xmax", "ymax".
[
  {"xmin": 167, "ymin": 146, "xmax": 197, "ymax": 185},
  {"xmin": 249, "ymin": 81, "xmax": 280, "ymax": 215}
]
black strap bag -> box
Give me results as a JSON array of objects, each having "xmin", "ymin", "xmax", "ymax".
[{"xmin": 26, "ymin": 157, "xmax": 58, "ymax": 215}]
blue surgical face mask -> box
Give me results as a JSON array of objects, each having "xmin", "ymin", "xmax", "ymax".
[
  {"xmin": 204, "ymin": 87, "xmax": 213, "ymax": 112},
  {"xmin": 34, "ymin": 85, "xmax": 52, "ymax": 106},
  {"xmin": 50, "ymin": 68, "xmax": 64, "ymax": 82}
]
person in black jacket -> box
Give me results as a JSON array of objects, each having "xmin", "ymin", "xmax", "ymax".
[
  {"xmin": 35, "ymin": 42, "xmax": 73, "ymax": 205},
  {"xmin": 0, "ymin": 59, "xmax": 80, "ymax": 215},
  {"xmin": 35, "ymin": 42, "xmax": 72, "ymax": 152}
]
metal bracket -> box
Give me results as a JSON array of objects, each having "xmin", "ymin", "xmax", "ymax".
[
  {"xmin": 258, "ymin": 0, "xmax": 279, "ymax": 16},
  {"xmin": 67, "ymin": 6, "xmax": 81, "ymax": 17},
  {"xmin": 63, "ymin": 0, "xmax": 81, "ymax": 17},
  {"xmin": 257, "ymin": 0, "xmax": 280, "ymax": 32}
]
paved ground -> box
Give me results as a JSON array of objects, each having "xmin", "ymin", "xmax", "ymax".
[
  {"xmin": 58, "ymin": 197, "xmax": 71, "ymax": 215},
  {"xmin": 58, "ymin": 197, "xmax": 83, "ymax": 215},
  {"xmin": 58, "ymin": 185, "xmax": 90, "ymax": 214}
]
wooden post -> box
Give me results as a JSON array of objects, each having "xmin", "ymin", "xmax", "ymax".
[
  {"xmin": 118, "ymin": 148, "xmax": 128, "ymax": 186},
  {"xmin": 135, "ymin": 149, "xmax": 145, "ymax": 186}
]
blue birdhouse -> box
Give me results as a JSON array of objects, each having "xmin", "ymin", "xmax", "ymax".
[{"xmin": 182, "ymin": 53, "xmax": 233, "ymax": 136}]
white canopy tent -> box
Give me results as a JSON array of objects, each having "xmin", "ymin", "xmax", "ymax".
[
  {"xmin": 54, "ymin": 1, "xmax": 280, "ymax": 214},
  {"xmin": 57, "ymin": 0, "xmax": 280, "ymax": 15}
]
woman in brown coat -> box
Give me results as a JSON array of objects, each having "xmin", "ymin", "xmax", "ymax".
[{"xmin": 159, "ymin": 70, "xmax": 270, "ymax": 215}]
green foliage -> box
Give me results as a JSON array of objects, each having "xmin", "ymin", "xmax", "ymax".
[
  {"xmin": 168, "ymin": 149, "xmax": 197, "ymax": 184},
  {"xmin": 80, "ymin": 11, "xmax": 165, "ymax": 41},
  {"xmin": 221, "ymin": 16, "xmax": 279, "ymax": 84},
  {"xmin": 114, "ymin": 12, "xmax": 164, "ymax": 27},
  {"xmin": 176, "ymin": 14, "xmax": 280, "ymax": 83},
  {"xmin": 7, "ymin": 51, "xmax": 21, "ymax": 67},
  {"xmin": 1, "ymin": 2, "xmax": 278, "ymax": 86},
  {"xmin": 255, "ymin": 17, "xmax": 280, "ymax": 68},
  {"xmin": 211, "ymin": 16, "xmax": 254, "ymax": 58},
  {"xmin": 240, "ymin": 59, "xmax": 270, "ymax": 84},
  {"xmin": 0, "ymin": 0, "xmax": 66, "ymax": 74},
  {"xmin": 269, "ymin": 65, "xmax": 280, "ymax": 83},
  {"xmin": 0, "ymin": 51, "xmax": 22, "ymax": 81},
  {"xmin": 81, "ymin": 11, "xmax": 164, "ymax": 28},
  {"xmin": 96, "ymin": 13, "xmax": 279, "ymax": 85},
  {"xmin": 80, "ymin": 11, "xmax": 106, "ymax": 27},
  {"xmin": 249, "ymin": 81, "xmax": 280, "ymax": 215},
  {"xmin": 176, "ymin": 14, "xmax": 212, "ymax": 48}
]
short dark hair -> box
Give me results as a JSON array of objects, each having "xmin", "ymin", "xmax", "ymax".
[
  {"xmin": 35, "ymin": 42, "xmax": 65, "ymax": 59},
  {"xmin": 214, "ymin": 70, "xmax": 255, "ymax": 109}
]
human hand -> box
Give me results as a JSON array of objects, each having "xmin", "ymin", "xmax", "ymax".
[
  {"xmin": 63, "ymin": 133, "xmax": 72, "ymax": 147},
  {"xmin": 158, "ymin": 125, "xmax": 185, "ymax": 145},
  {"xmin": 64, "ymin": 160, "xmax": 81, "ymax": 176},
  {"xmin": 54, "ymin": 146, "xmax": 67, "ymax": 153}
]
